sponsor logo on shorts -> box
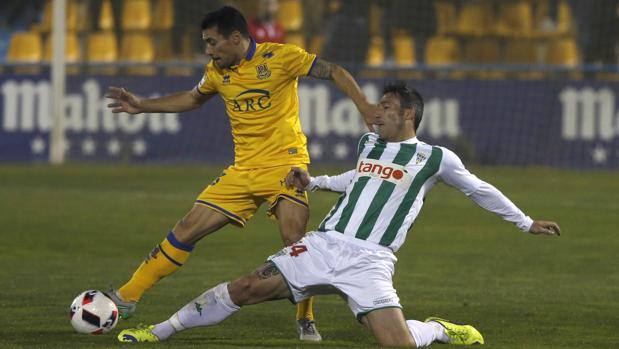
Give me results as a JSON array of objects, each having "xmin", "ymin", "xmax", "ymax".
[
  {"xmin": 373, "ymin": 297, "xmax": 394, "ymax": 306},
  {"xmin": 356, "ymin": 158, "xmax": 411, "ymax": 185}
]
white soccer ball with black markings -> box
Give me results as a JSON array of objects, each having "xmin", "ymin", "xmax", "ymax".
[{"xmin": 69, "ymin": 290, "xmax": 118, "ymax": 334}]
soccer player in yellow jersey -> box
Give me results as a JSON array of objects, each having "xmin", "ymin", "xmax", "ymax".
[{"xmin": 105, "ymin": 6, "xmax": 376, "ymax": 341}]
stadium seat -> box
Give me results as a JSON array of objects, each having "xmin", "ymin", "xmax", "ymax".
[
  {"xmin": 121, "ymin": 0, "xmax": 152, "ymax": 30},
  {"xmin": 277, "ymin": 0, "xmax": 303, "ymax": 31},
  {"xmin": 43, "ymin": 31, "xmax": 81, "ymax": 74},
  {"xmin": 38, "ymin": 0, "xmax": 79, "ymax": 32},
  {"xmin": 555, "ymin": 0, "xmax": 573, "ymax": 34},
  {"xmin": 285, "ymin": 33, "xmax": 306, "ymax": 49},
  {"xmin": 435, "ymin": 1, "xmax": 457, "ymax": 35},
  {"xmin": 463, "ymin": 39, "xmax": 504, "ymax": 79},
  {"xmin": 366, "ymin": 35, "xmax": 385, "ymax": 67},
  {"xmin": 456, "ymin": 1, "xmax": 493, "ymax": 36},
  {"xmin": 545, "ymin": 38, "xmax": 579, "ymax": 66},
  {"xmin": 120, "ymin": 33, "xmax": 156, "ymax": 75},
  {"xmin": 425, "ymin": 36, "xmax": 459, "ymax": 65},
  {"xmin": 369, "ymin": 1, "xmax": 383, "ymax": 36},
  {"xmin": 392, "ymin": 33, "xmax": 415, "ymax": 66},
  {"xmin": 99, "ymin": 0, "xmax": 115, "ymax": 30},
  {"xmin": 7, "ymin": 32, "xmax": 42, "ymax": 63},
  {"xmin": 496, "ymin": 0, "xmax": 533, "ymax": 37},
  {"xmin": 87, "ymin": 32, "xmax": 118, "ymax": 74},
  {"xmin": 504, "ymin": 39, "xmax": 542, "ymax": 79},
  {"xmin": 152, "ymin": 0, "xmax": 174, "ymax": 31},
  {"xmin": 43, "ymin": 31, "xmax": 81, "ymax": 62}
]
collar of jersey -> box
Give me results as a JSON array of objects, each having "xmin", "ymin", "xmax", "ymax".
[
  {"xmin": 376, "ymin": 134, "xmax": 418, "ymax": 144},
  {"xmin": 227, "ymin": 38, "xmax": 256, "ymax": 71}
]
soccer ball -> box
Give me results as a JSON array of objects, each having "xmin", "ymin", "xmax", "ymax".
[{"xmin": 69, "ymin": 290, "xmax": 118, "ymax": 334}]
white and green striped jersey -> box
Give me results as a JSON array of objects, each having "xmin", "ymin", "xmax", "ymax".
[{"xmin": 313, "ymin": 133, "xmax": 532, "ymax": 252}]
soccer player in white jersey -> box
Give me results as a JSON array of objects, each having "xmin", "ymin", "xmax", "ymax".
[{"xmin": 118, "ymin": 82, "xmax": 561, "ymax": 347}]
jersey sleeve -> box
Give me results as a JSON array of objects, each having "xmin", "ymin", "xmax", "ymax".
[
  {"xmin": 195, "ymin": 65, "xmax": 217, "ymax": 95},
  {"xmin": 438, "ymin": 147, "xmax": 533, "ymax": 232},
  {"xmin": 307, "ymin": 170, "xmax": 356, "ymax": 193},
  {"xmin": 280, "ymin": 44, "xmax": 317, "ymax": 78},
  {"xmin": 437, "ymin": 147, "xmax": 484, "ymax": 196}
]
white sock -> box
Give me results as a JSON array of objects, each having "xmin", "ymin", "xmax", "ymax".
[
  {"xmin": 151, "ymin": 283, "xmax": 240, "ymax": 341},
  {"xmin": 406, "ymin": 320, "xmax": 448, "ymax": 347}
]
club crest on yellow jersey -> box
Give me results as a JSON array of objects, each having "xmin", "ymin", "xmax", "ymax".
[{"xmin": 256, "ymin": 63, "xmax": 271, "ymax": 80}]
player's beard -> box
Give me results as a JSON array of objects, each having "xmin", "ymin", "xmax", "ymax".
[{"xmin": 373, "ymin": 124, "xmax": 382, "ymax": 135}]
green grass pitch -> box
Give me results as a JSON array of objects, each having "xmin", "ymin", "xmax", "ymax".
[{"xmin": 0, "ymin": 165, "xmax": 617, "ymax": 349}]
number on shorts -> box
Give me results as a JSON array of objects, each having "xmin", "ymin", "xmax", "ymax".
[{"xmin": 289, "ymin": 244, "xmax": 308, "ymax": 257}]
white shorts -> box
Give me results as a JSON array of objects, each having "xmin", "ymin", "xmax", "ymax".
[{"xmin": 268, "ymin": 230, "xmax": 401, "ymax": 320}]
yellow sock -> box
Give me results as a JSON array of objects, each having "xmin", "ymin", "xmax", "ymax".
[
  {"xmin": 296, "ymin": 297, "xmax": 315, "ymax": 321},
  {"xmin": 118, "ymin": 232, "xmax": 193, "ymax": 302}
]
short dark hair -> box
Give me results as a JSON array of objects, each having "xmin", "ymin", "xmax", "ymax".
[
  {"xmin": 383, "ymin": 81, "xmax": 424, "ymax": 131},
  {"xmin": 200, "ymin": 6, "xmax": 250, "ymax": 38}
]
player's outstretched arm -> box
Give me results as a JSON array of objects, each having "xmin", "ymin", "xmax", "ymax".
[
  {"xmin": 286, "ymin": 166, "xmax": 355, "ymax": 193},
  {"xmin": 308, "ymin": 59, "xmax": 378, "ymax": 131},
  {"xmin": 106, "ymin": 86, "xmax": 213, "ymax": 114}
]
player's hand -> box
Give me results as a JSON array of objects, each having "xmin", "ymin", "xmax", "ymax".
[
  {"xmin": 106, "ymin": 86, "xmax": 143, "ymax": 114},
  {"xmin": 358, "ymin": 102, "xmax": 380, "ymax": 132},
  {"xmin": 529, "ymin": 220, "xmax": 561, "ymax": 236},
  {"xmin": 286, "ymin": 167, "xmax": 311, "ymax": 190}
]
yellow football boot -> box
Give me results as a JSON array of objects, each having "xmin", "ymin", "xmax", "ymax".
[
  {"xmin": 117, "ymin": 325, "xmax": 160, "ymax": 343},
  {"xmin": 425, "ymin": 317, "xmax": 484, "ymax": 345}
]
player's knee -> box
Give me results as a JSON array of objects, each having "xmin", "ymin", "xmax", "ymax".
[
  {"xmin": 281, "ymin": 230, "xmax": 304, "ymax": 246},
  {"xmin": 227, "ymin": 277, "xmax": 253, "ymax": 305}
]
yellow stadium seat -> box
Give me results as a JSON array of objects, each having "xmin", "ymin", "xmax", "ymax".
[
  {"xmin": 121, "ymin": 33, "xmax": 155, "ymax": 75},
  {"xmin": 87, "ymin": 32, "xmax": 118, "ymax": 74},
  {"xmin": 369, "ymin": 1, "xmax": 383, "ymax": 36},
  {"xmin": 43, "ymin": 31, "xmax": 81, "ymax": 62},
  {"xmin": 456, "ymin": 1, "xmax": 493, "ymax": 36},
  {"xmin": 7, "ymin": 32, "xmax": 42, "ymax": 62},
  {"xmin": 504, "ymin": 40, "xmax": 538, "ymax": 64},
  {"xmin": 122, "ymin": 0, "xmax": 152, "ymax": 30},
  {"xmin": 504, "ymin": 40, "xmax": 542, "ymax": 79},
  {"xmin": 38, "ymin": 0, "xmax": 79, "ymax": 32},
  {"xmin": 425, "ymin": 36, "xmax": 459, "ymax": 65},
  {"xmin": 555, "ymin": 0, "xmax": 573, "ymax": 34},
  {"xmin": 496, "ymin": 0, "xmax": 533, "ymax": 37},
  {"xmin": 392, "ymin": 33, "xmax": 415, "ymax": 66},
  {"xmin": 464, "ymin": 39, "xmax": 504, "ymax": 79},
  {"xmin": 152, "ymin": 0, "xmax": 174, "ymax": 31},
  {"xmin": 366, "ymin": 35, "xmax": 385, "ymax": 67},
  {"xmin": 464, "ymin": 39, "xmax": 501, "ymax": 63},
  {"xmin": 278, "ymin": 0, "xmax": 303, "ymax": 31},
  {"xmin": 285, "ymin": 33, "xmax": 306, "ymax": 49},
  {"xmin": 546, "ymin": 38, "xmax": 579, "ymax": 66},
  {"xmin": 88, "ymin": 32, "xmax": 117, "ymax": 62},
  {"xmin": 435, "ymin": 1, "xmax": 457, "ymax": 35},
  {"xmin": 99, "ymin": 0, "xmax": 115, "ymax": 30}
]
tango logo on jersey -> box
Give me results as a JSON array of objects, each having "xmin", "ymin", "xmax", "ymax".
[
  {"xmin": 232, "ymin": 89, "xmax": 271, "ymax": 112},
  {"xmin": 356, "ymin": 158, "xmax": 411, "ymax": 185}
]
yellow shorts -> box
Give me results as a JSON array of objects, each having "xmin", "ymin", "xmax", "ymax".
[{"xmin": 196, "ymin": 164, "xmax": 309, "ymax": 227}]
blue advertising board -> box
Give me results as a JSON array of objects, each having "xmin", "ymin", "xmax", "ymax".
[{"xmin": 1, "ymin": 74, "xmax": 618, "ymax": 169}]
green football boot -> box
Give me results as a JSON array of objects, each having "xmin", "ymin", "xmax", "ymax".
[{"xmin": 105, "ymin": 288, "xmax": 137, "ymax": 320}]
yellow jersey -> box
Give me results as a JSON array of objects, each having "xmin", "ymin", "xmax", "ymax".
[{"xmin": 196, "ymin": 40, "xmax": 317, "ymax": 169}]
